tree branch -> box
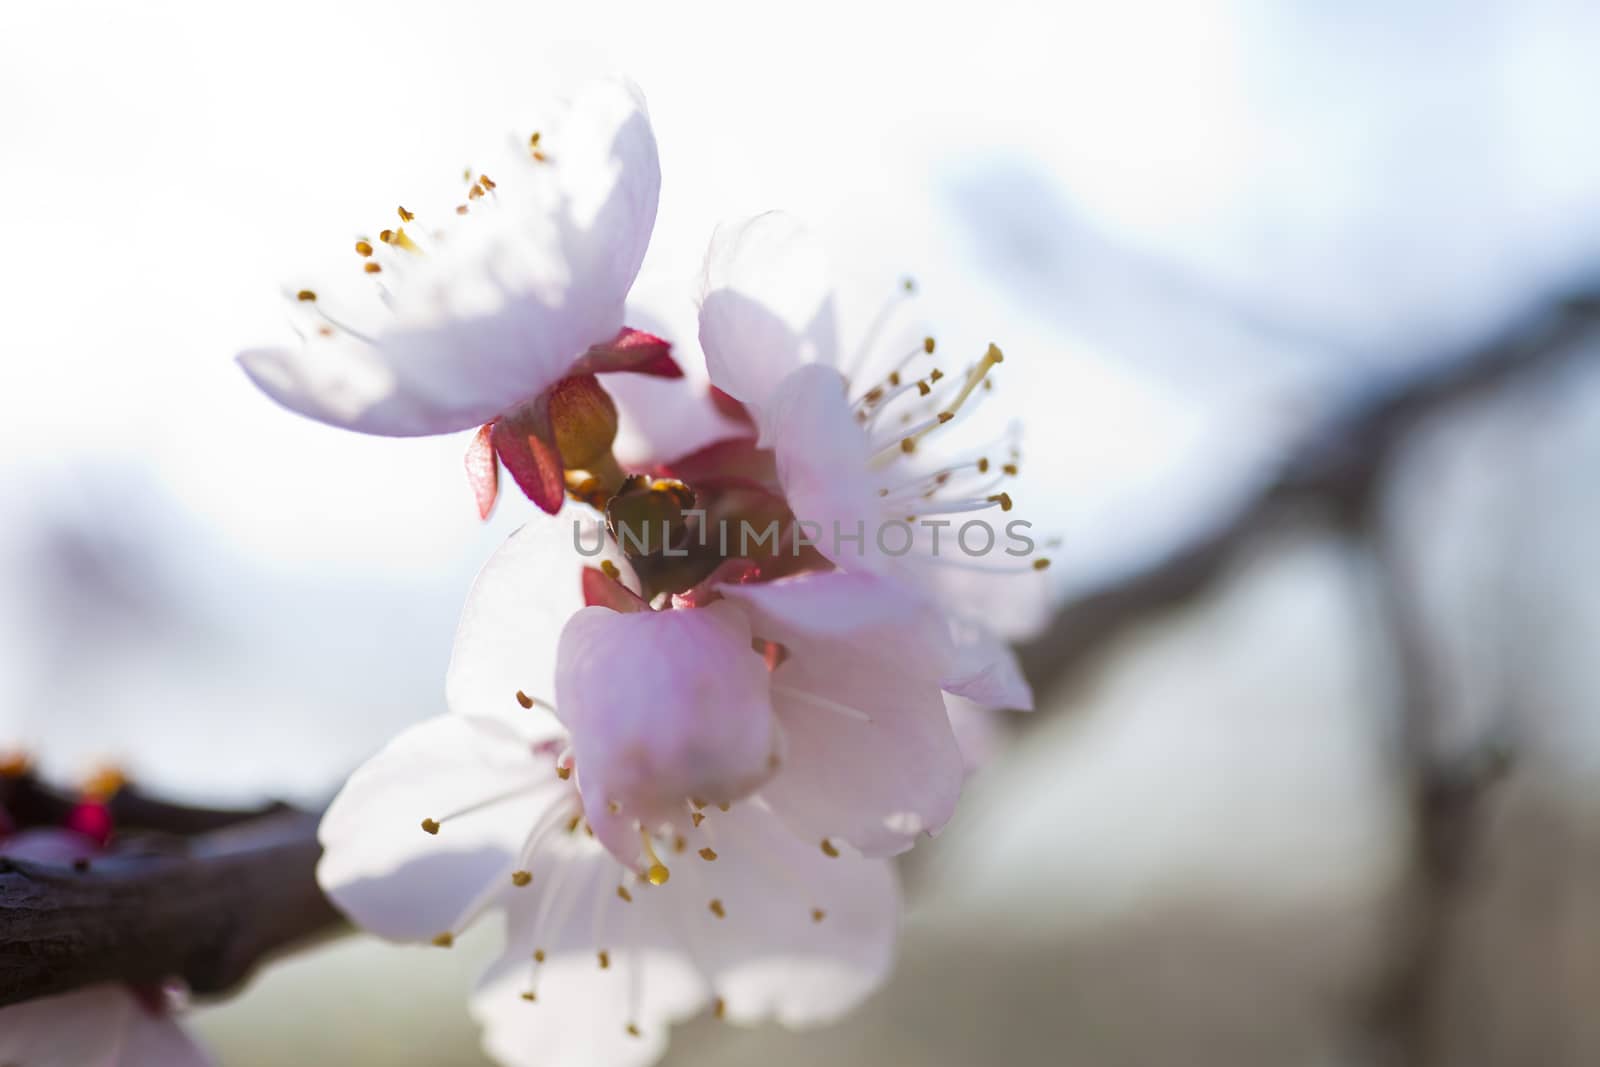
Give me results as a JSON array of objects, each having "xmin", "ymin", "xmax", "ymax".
[
  {"xmin": 1017, "ymin": 288, "xmax": 1600, "ymax": 697},
  {"xmin": 0, "ymin": 806, "xmax": 340, "ymax": 1008}
]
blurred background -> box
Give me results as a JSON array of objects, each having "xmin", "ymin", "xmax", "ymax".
[{"xmin": 4, "ymin": 1, "xmax": 1600, "ymax": 1064}]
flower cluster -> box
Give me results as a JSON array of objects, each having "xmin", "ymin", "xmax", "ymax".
[{"xmin": 240, "ymin": 76, "xmax": 1047, "ymax": 1067}]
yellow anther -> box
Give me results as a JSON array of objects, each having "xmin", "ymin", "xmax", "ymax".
[
  {"xmin": 917, "ymin": 381, "xmax": 931, "ymax": 397},
  {"xmin": 455, "ymin": 205, "xmax": 469, "ymax": 216},
  {"xmin": 479, "ymin": 174, "xmax": 496, "ymax": 190},
  {"xmin": 673, "ymin": 834, "xmax": 687, "ymax": 853},
  {"xmin": 608, "ymin": 801, "xmax": 621, "ymax": 815},
  {"xmin": 431, "ymin": 932, "xmax": 454, "ymax": 948},
  {"xmin": 397, "ymin": 205, "xmax": 415, "ymax": 222},
  {"xmin": 900, "ymin": 438, "xmax": 916, "ymax": 454},
  {"xmin": 1003, "ymin": 463, "xmax": 1019, "ymax": 476},
  {"xmin": 988, "ymin": 492, "xmax": 1013, "ymax": 512},
  {"xmin": 566, "ymin": 815, "xmax": 582, "ymax": 834},
  {"xmin": 820, "ymin": 838, "xmax": 840, "ymax": 858},
  {"xmin": 295, "ymin": 289, "xmax": 316, "ymax": 302},
  {"xmin": 516, "ymin": 690, "xmax": 534, "ymax": 709},
  {"xmin": 690, "ymin": 796, "xmax": 707, "ymax": 810},
  {"xmin": 812, "ymin": 908, "xmax": 826, "ymax": 923},
  {"xmin": 420, "ymin": 818, "xmax": 440, "ymax": 835},
  {"xmin": 534, "ymin": 949, "xmax": 546, "ymax": 963},
  {"xmin": 708, "ymin": 898, "xmax": 726, "ymax": 919},
  {"xmin": 598, "ymin": 950, "xmax": 610, "ymax": 969},
  {"xmin": 698, "ymin": 847, "xmax": 718, "ymax": 862},
  {"xmin": 556, "ymin": 766, "xmax": 572, "ymax": 781},
  {"xmin": 641, "ymin": 830, "xmax": 671, "ymax": 885},
  {"xmin": 600, "ymin": 559, "xmax": 621, "ymax": 581},
  {"xmin": 888, "ymin": 372, "xmax": 901, "ymax": 387},
  {"xmin": 717, "ymin": 802, "xmax": 730, "ymax": 813},
  {"xmin": 617, "ymin": 886, "xmax": 633, "ymax": 903},
  {"xmin": 929, "ymin": 368, "xmax": 945, "ymax": 382},
  {"xmin": 354, "ymin": 240, "xmax": 373, "ymax": 257},
  {"xmin": 714, "ymin": 997, "xmax": 727, "ymax": 1019},
  {"xmin": 521, "ymin": 991, "xmax": 537, "ymax": 1002},
  {"xmin": 923, "ymin": 336, "xmax": 936, "ymax": 354},
  {"xmin": 363, "ymin": 262, "xmax": 382, "ymax": 274},
  {"xmin": 379, "ymin": 229, "xmax": 395, "ymax": 243},
  {"xmin": 626, "ymin": 1024, "xmax": 641, "ymax": 1038},
  {"xmin": 978, "ymin": 457, "xmax": 990, "ymax": 473},
  {"xmin": 511, "ymin": 870, "xmax": 532, "ymax": 887},
  {"xmin": 902, "ymin": 277, "xmax": 916, "ymax": 292},
  {"xmin": 1033, "ymin": 558, "xmax": 1051, "ymax": 571},
  {"xmin": 691, "ymin": 812, "xmax": 705, "ymax": 828}
]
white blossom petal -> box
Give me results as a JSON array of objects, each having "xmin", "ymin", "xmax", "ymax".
[
  {"xmin": 470, "ymin": 799, "xmax": 897, "ymax": 1065},
  {"xmin": 446, "ymin": 518, "xmax": 599, "ymax": 729},
  {"xmin": 239, "ymin": 77, "xmax": 659, "ymax": 436},
  {"xmin": 317, "ymin": 714, "xmax": 555, "ymax": 943},
  {"xmin": 698, "ymin": 212, "xmax": 839, "ymax": 432},
  {"xmin": 0, "ymin": 985, "xmax": 211, "ymax": 1067},
  {"xmin": 719, "ymin": 573, "xmax": 963, "ymax": 855}
]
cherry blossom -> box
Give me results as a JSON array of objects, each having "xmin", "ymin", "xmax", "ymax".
[
  {"xmin": 237, "ymin": 76, "xmax": 679, "ymax": 516},
  {"xmin": 317, "ymin": 710, "xmax": 898, "ymax": 1067}
]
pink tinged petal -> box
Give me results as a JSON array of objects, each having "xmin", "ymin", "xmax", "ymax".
[
  {"xmin": 680, "ymin": 802, "xmax": 899, "ymax": 1027},
  {"xmin": 465, "ymin": 423, "xmax": 501, "ymax": 520},
  {"xmin": 657, "ymin": 434, "xmax": 779, "ymax": 496},
  {"xmin": 605, "ymin": 373, "xmax": 750, "ymax": 472},
  {"xmin": 0, "ymin": 985, "xmax": 134, "ymax": 1067},
  {"xmin": 118, "ymin": 1007, "xmax": 214, "ymax": 1067},
  {"xmin": 581, "ymin": 567, "xmax": 650, "ymax": 613},
  {"xmin": 698, "ymin": 212, "xmax": 840, "ymax": 422},
  {"xmin": 718, "ymin": 573, "xmax": 963, "ymax": 855},
  {"xmin": 945, "ymin": 694, "xmax": 1003, "ymax": 776},
  {"xmin": 235, "ymin": 77, "xmax": 660, "ymax": 438},
  {"xmin": 941, "ymin": 618, "xmax": 1034, "ymax": 711},
  {"xmin": 765, "ymin": 365, "xmax": 885, "ymax": 569},
  {"xmin": 317, "ymin": 714, "xmax": 555, "ymax": 943},
  {"xmin": 571, "ymin": 327, "xmax": 682, "ymax": 378},
  {"xmin": 491, "ymin": 401, "xmax": 567, "ymax": 515},
  {"xmin": 555, "ymin": 603, "xmax": 776, "ymax": 867},
  {"xmin": 446, "ymin": 519, "xmax": 599, "ymax": 727}
]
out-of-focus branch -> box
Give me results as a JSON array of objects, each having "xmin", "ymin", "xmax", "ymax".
[
  {"xmin": 1017, "ymin": 288, "xmax": 1600, "ymax": 696},
  {"xmin": 0, "ymin": 802, "xmax": 340, "ymax": 1009}
]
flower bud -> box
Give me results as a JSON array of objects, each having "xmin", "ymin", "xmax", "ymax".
[{"xmin": 547, "ymin": 375, "xmax": 618, "ymax": 471}]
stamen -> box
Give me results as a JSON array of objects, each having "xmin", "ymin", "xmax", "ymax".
[
  {"xmin": 420, "ymin": 818, "xmax": 440, "ymax": 835},
  {"xmin": 820, "ymin": 839, "xmax": 840, "ymax": 858},
  {"xmin": 295, "ymin": 289, "xmax": 317, "ymax": 302},
  {"xmin": 511, "ymin": 870, "xmax": 533, "ymax": 887},
  {"xmin": 708, "ymin": 898, "xmax": 726, "ymax": 919},
  {"xmin": 698, "ymin": 847, "xmax": 718, "ymax": 862},
  {"xmin": 773, "ymin": 683, "xmax": 870, "ymax": 723},
  {"xmin": 812, "ymin": 908, "xmax": 827, "ymax": 923},
  {"xmin": 432, "ymin": 932, "xmax": 454, "ymax": 948},
  {"xmin": 640, "ymin": 830, "xmax": 671, "ymax": 885},
  {"xmin": 715, "ymin": 997, "xmax": 727, "ymax": 1019},
  {"xmin": 617, "ymin": 885, "xmax": 633, "ymax": 903},
  {"xmin": 397, "ymin": 205, "xmax": 415, "ymax": 222},
  {"xmin": 354, "ymin": 240, "xmax": 373, "ymax": 257},
  {"xmin": 598, "ymin": 950, "xmax": 611, "ymax": 969}
]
